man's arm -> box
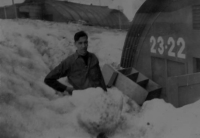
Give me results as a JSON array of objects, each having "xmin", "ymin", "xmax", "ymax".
[{"xmin": 44, "ymin": 59, "xmax": 70, "ymax": 92}]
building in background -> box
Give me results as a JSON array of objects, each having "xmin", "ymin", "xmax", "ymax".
[
  {"xmin": 66, "ymin": 0, "xmax": 113, "ymax": 6},
  {"xmin": 0, "ymin": 0, "xmax": 130, "ymax": 30}
]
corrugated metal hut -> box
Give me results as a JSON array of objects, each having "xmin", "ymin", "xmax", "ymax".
[
  {"xmin": 0, "ymin": 4, "xmax": 18, "ymax": 19},
  {"xmin": 12, "ymin": 0, "xmax": 130, "ymax": 29},
  {"xmin": 42, "ymin": 0, "xmax": 130, "ymax": 29},
  {"xmin": 120, "ymin": 0, "xmax": 200, "ymax": 107}
]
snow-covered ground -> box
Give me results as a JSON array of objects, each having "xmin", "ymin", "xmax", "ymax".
[{"xmin": 0, "ymin": 19, "xmax": 200, "ymax": 138}]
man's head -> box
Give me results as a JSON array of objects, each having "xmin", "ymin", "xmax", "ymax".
[{"xmin": 74, "ymin": 31, "xmax": 88, "ymax": 56}]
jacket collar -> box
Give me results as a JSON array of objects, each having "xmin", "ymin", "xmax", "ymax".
[{"xmin": 74, "ymin": 51, "xmax": 90, "ymax": 60}]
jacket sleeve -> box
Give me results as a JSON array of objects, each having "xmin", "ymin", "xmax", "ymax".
[{"xmin": 44, "ymin": 58, "xmax": 70, "ymax": 92}]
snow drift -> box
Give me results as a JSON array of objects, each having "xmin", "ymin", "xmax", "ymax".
[{"xmin": 0, "ymin": 19, "xmax": 200, "ymax": 138}]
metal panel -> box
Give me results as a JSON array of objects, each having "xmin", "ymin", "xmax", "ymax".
[
  {"xmin": 75, "ymin": 4, "xmax": 104, "ymax": 26},
  {"xmin": 151, "ymin": 57, "xmax": 166, "ymax": 88},
  {"xmin": 167, "ymin": 72, "xmax": 200, "ymax": 107},
  {"xmin": 44, "ymin": 0, "xmax": 130, "ymax": 29},
  {"xmin": 64, "ymin": 3, "xmax": 89, "ymax": 21},
  {"xmin": 66, "ymin": 2, "xmax": 107, "ymax": 27},
  {"xmin": 106, "ymin": 10, "xmax": 130, "ymax": 29},
  {"xmin": 87, "ymin": 7, "xmax": 107, "ymax": 27},
  {"xmin": 80, "ymin": 7, "xmax": 101, "ymax": 26},
  {"xmin": 120, "ymin": 30, "xmax": 133, "ymax": 67},
  {"xmin": 103, "ymin": 11, "xmax": 117, "ymax": 28},
  {"xmin": 46, "ymin": 0, "xmax": 75, "ymax": 21},
  {"xmin": 121, "ymin": 13, "xmax": 149, "ymax": 67},
  {"xmin": 151, "ymin": 56, "xmax": 186, "ymax": 99},
  {"xmin": 67, "ymin": 2, "xmax": 99, "ymax": 26},
  {"xmin": 119, "ymin": 12, "xmax": 130, "ymax": 29},
  {"xmin": 104, "ymin": 12, "xmax": 117, "ymax": 28},
  {"xmin": 62, "ymin": 2, "xmax": 85, "ymax": 22},
  {"xmin": 55, "ymin": 1, "xmax": 82, "ymax": 21},
  {"xmin": 108, "ymin": 11, "xmax": 118, "ymax": 28},
  {"xmin": 167, "ymin": 60, "xmax": 186, "ymax": 77},
  {"xmin": 179, "ymin": 84, "xmax": 200, "ymax": 106},
  {"xmin": 112, "ymin": 11, "xmax": 129, "ymax": 29},
  {"xmin": 192, "ymin": 5, "xmax": 200, "ymax": 30},
  {"xmin": 69, "ymin": 3, "xmax": 101, "ymax": 26},
  {"xmin": 93, "ymin": 6, "xmax": 114, "ymax": 28},
  {"xmin": 46, "ymin": 1, "xmax": 75, "ymax": 21},
  {"xmin": 194, "ymin": 57, "xmax": 200, "ymax": 73},
  {"xmin": 89, "ymin": 6, "xmax": 112, "ymax": 28}
]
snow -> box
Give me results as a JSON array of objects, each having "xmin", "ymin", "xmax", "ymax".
[
  {"xmin": 75, "ymin": 88, "xmax": 123, "ymax": 135},
  {"xmin": 0, "ymin": 18, "xmax": 200, "ymax": 138}
]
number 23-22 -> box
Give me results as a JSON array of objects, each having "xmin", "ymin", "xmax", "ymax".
[{"xmin": 150, "ymin": 36, "xmax": 186, "ymax": 59}]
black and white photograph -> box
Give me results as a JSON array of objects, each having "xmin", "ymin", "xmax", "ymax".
[{"xmin": 0, "ymin": 0, "xmax": 199, "ymax": 138}]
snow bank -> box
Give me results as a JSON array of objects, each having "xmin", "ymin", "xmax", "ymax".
[
  {"xmin": 74, "ymin": 88, "xmax": 123, "ymax": 136},
  {"xmin": 1, "ymin": 19, "xmax": 200, "ymax": 138},
  {"xmin": 0, "ymin": 19, "xmax": 127, "ymax": 138}
]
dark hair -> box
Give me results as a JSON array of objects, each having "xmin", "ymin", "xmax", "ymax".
[{"xmin": 74, "ymin": 31, "xmax": 88, "ymax": 42}]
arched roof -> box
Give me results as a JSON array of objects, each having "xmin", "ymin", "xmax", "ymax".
[
  {"xmin": 45, "ymin": 0, "xmax": 130, "ymax": 29},
  {"xmin": 120, "ymin": 0, "xmax": 200, "ymax": 68}
]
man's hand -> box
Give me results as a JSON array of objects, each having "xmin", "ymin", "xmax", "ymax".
[
  {"xmin": 65, "ymin": 86, "xmax": 74, "ymax": 95},
  {"xmin": 56, "ymin": 87, "xmax": 74, "ymax": 96}
]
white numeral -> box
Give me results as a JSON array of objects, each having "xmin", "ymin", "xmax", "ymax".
[
  {"xmin": 150, "ymin": 36, "xmax": 156, "ymax": 53},
  {"xmin": 150, "ymin": 36, "xmax": 186, "ymax": 59},
  {"xmin": 157, "ymin": 36, "xmax": 164, "ymax": 55},
  {"xmin": 177, "ymin": 37, "xmax": 186, "ymax": 59},
  {"xmin": 167, "ymin": 37, "xmax": 176, "ymax": 57}
]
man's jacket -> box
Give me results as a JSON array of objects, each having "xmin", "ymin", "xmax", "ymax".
[{"xmin": 44, "ymin": 52, "xmax": 107, "ymax": 92}]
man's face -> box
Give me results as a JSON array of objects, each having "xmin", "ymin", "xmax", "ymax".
[{"xmin": 75, "ymin": 36, "xmax": 88, "ymax": 56}]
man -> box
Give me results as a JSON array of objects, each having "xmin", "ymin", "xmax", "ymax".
[{"xmin": 44, "ymin": 31, "xmax": 107, "ymax": 96}]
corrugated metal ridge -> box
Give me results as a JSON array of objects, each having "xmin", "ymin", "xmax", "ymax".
[
  {"xmin": 120, "ymin": 0, "xmax": 167, "ymax": 68},
  {"xmin": 110, "ymin": 10, "xmax": 130, "ymax": 29},
  {"xmin": 43, "ymin": 0, "xmax": 129, "ymax": 29},
  {"xmin": 66, "ymin": 1, "xmax": 113, "ymax": 27},
  {"xmin": 45, "ymin": 1, "xmax": 75, "ymax": 21},
  {"xmin": 67, "ymin": 2, "xmax": 100, "ymax": 26},
  {"xmin": 120, "ymin": 0, "xmax": 200, "ymax": 68},
  {"xmin": 61, "ymin": 1, "xmax": 129, "ymax": 29},
  {"xmin": 87, "ymin": 5, "xmax": 112, "ymax": 27},
  {"xmin": 92, "ymin": 7, "xmax": 113, "ymax": 28},
  {"xmin": 62, "ymin": 3, "xmax": 90, "ymax": 23},
  {"xmin": 193, "ymin": 4, "xmax": 200, "ymax": 30},
  {"xmin": 55, "ymin": 1, "xmax": 82, "ymax": 20},
  {"xmin": 48, "ymin": 0, "xmax": 79, "ymax": 21}
]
